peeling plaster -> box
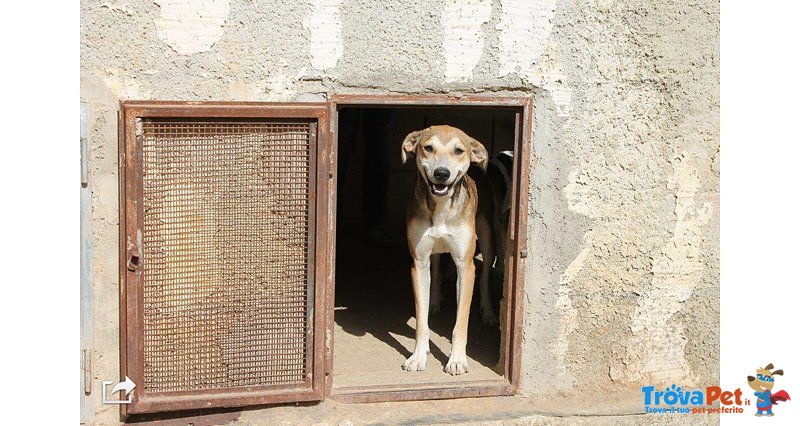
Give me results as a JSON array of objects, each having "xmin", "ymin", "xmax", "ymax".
[
  {"xmin": 556, "ymin": 169, "xmax": 598, "ymax": 386},
  {"xmin": 442, "ymin": 0, "xmax": 492, "ymax": 82},
  {"xmin": 496, "ymin": 0, "xmax": 558, "ymax": 80},
  {"xmin": 101, "ymin": 68, "xmax": 149, "ymax": 99},
  {"xmin": 100, "ymin": 1, "xmax": 133, "ymax": 16},
  {"xmin": 554, "ymin": 238, "xmax": 586, "ymax": 384},
  {"xmin": 153, "ymin": 0, "xmax": 230, "ymax": 55},
  {"xmin": 531, "ymin": 44, "xmax": 574, "ymax": 118},
  {"xmin": 497, "ymin": 3, "xmax": 571, "ymax": 116},
  {"xmin": 623, "ymin": 153, "xmax": 713, "ymax": 385},
  {"xmin": 304, "ymin": 0, "xmax": 343, "ymax": 71},
  {"xmin": 563, "ymin": 170, "xmax": 597, "ymax": 218}
]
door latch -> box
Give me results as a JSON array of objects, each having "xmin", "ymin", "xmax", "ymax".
[{"xmin": 126, "ymin": 254, "xmax": 141, "ymax": 272}]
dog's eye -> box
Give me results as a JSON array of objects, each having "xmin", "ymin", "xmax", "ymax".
[
  {"xmin": 454, "ymin": 148, "xmax": 465, "ymax": 155},
  {"xmin": 423, "ymin": 146, "xmax": 433, "ymax": 153}
]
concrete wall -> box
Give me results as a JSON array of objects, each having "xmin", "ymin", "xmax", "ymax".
[{"xmin": 81, "ymin": 0, "xmax": 719, "ymax": 422}]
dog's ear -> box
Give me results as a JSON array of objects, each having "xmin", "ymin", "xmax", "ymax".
[
  {"xmin": 765, "ymin": 363, "xmax": 774, "ymax": 370},
  {"xmin": 466, "ymin": 136, "xmax": 488, "ymax": 171},
  {"xmin": 401, "ymin": 130, "xmax": 422, "ymax": 164},
  {"xmin": 772, "ymin": 369, "xmax": 784, "ymax": 376}
]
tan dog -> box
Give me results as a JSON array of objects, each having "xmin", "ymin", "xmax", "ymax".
[{"xmin": 400, "ymin": 125, "xmax": 495, "ymax": 375}]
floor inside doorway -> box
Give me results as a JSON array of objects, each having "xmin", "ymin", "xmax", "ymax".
[{"xmin": 332, "ymin": 218, "xmax": 503, "ymax": 389}]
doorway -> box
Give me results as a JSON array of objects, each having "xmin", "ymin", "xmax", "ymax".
[{"xmin": 330, "ymin": 97, "xmax": 530, "ymax": 401}]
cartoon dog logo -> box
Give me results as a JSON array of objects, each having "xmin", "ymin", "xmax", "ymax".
[{"xmin": 747, "ymin": 363, "xmax": 791, "ymax": 416}]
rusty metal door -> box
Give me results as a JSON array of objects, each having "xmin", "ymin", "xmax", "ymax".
[{"xmin": 120, "ymin": 102, "xmax": 331, "ymax": 414}]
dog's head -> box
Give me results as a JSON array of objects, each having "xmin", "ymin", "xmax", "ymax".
[
  {"xmin": 747, "ymin": 363, "xmax": 783, "ymax": 392},
  {"xmin": 401, "ymin": 125, "xmax": 488, "ymax": 197}
]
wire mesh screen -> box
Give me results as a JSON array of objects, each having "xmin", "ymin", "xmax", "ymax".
[{"xmin": 140, "ymin": 119, "xmax": 313, "ymax": 392}]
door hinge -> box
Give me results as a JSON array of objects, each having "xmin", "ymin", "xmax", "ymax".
[{"xmin": 82, "ymin": 349, "xmax": 92, "ymax": 395}]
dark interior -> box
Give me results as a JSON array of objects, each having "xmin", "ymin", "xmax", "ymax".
[{"xmin": 332, "ymin": 106, "xmax": 517, "ymax": 389}]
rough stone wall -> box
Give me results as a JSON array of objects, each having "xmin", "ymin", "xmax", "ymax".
[{"xmin": 81, "ymin": 0, "xmax": 719, "ymax": 422}]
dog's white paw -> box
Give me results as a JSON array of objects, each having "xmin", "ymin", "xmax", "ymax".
[
  {"xmin": 480, "ymin": 303, "xmax": 499, "ymax": 327},
  {"xmin": 402, "ymin": 350, "xmax": 428, "ymax": 372},
  {"xmin": 445, "ymin": 352, "xmax": 469, "ymax": 376}
]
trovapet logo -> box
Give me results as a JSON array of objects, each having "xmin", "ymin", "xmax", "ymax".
[
  {"xmin": 745, "ymin": 363, "xmax": 791, "ymax": 417},
  {"xmin": 641, "ymin": 384, "xmax": 745, "ymax": 415},
  {"xmin": 642, "ymin": 362, "xmax": 792, "ymax": 417}
]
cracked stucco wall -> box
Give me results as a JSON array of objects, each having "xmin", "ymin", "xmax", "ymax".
[{"xmin": 81, "ymin": 0, "xmax": 719, "ymax": 422}]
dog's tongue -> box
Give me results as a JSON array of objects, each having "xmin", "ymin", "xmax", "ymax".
[{"xmin": 433, "ymin": 184, "xmax": 448, "ymax": 195}]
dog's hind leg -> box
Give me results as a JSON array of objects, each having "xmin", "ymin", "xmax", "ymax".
[
  {"xmin": 476, "ymin": 214, "xmax": 498, "ymax": 326},
  {"xmin": 492, "ymin": 208, "xmax": 506, "ymax": 279},
  {"xmin": 430, "ymin": 254, "xmax": 442, "ymax": 315},
  {"xmin": 402, "ymin": 257, "xmax": 431, "ymax": 371}
]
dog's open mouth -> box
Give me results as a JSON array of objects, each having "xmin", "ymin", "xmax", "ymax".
[
  {"xmin": 429, "ymin": 181, "xmax": 451, "ymax": 196},
  {"xmin": 432, "ymin": 183, "xmax": 449, "ymax": 196}
]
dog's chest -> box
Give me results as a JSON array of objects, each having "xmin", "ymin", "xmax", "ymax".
[
  {"xmin": 425, "ymin": 230, "xmax": 449, "ymax": 254},
  {"xmin": 408, "ymin": 195, "xmax": 474, "ymax": 256},
  {"xmin": 420, "ymin": 218, "xmax": 471, "ymax": 255},
  {"xmin": 427, "ymin": 223, "xmax": 450, "ymax": 254}
]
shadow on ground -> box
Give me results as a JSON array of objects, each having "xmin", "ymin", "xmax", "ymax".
[{"xmin": 333, "ymin": 217, "xmax": 502, "ymax": 386}]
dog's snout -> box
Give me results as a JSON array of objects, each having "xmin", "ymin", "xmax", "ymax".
[
  {"xmin": 747, "ymin": 376, "xmax": 755, "ymax": 382},
  {"xmin": 433, "ymin": 167, "xmax": 450, "ymax": 182}
]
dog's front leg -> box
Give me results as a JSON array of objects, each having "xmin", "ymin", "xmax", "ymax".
[
  {"xmin": 446, "ymin": 256, "xmax": 475, "ymax": 375},
  {"xmin": 402, "ymin": 257, "xmax": 431, "ymax": 371}
]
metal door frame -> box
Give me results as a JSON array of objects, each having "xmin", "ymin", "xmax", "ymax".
[
  {"xmin": 325, "ymin": 94, "xmax": 532, "ymax": 402},
  {"xmin": 119, "ymin": 101, "xmax": 331, "ymax": 414}
]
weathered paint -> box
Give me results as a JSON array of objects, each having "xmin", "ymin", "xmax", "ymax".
[
  {"xmin": 530, "ymin": 43, "xmax": 573, "ymax": 117},
  {"xmin": 496, "ymin": 0, "xmax": 558, "ymax": 80},
  {"xmin": 623, "ymin": 153, "xmax": 713, "ymax": 385},
  {"xmin": 100, "ymin": 0, "xmax": 132, "ymax": 16},
  {"xmin": 101, "ymin": 68, "xmax": 149, "ymax": 100},
  {"xmin": 553, "ymin": 235, "xmax": 584, "ymax": 388},
  {"xmin": 152, "ymin": 0, "xmax": 230, "ymax": 55},
  {"xmin": 442, "ymin": 0, "xmax": 492, "ymax": 82},
  {"xmin": 304, "ymin": 0, "xmax": 343, "ymax": 71}
]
